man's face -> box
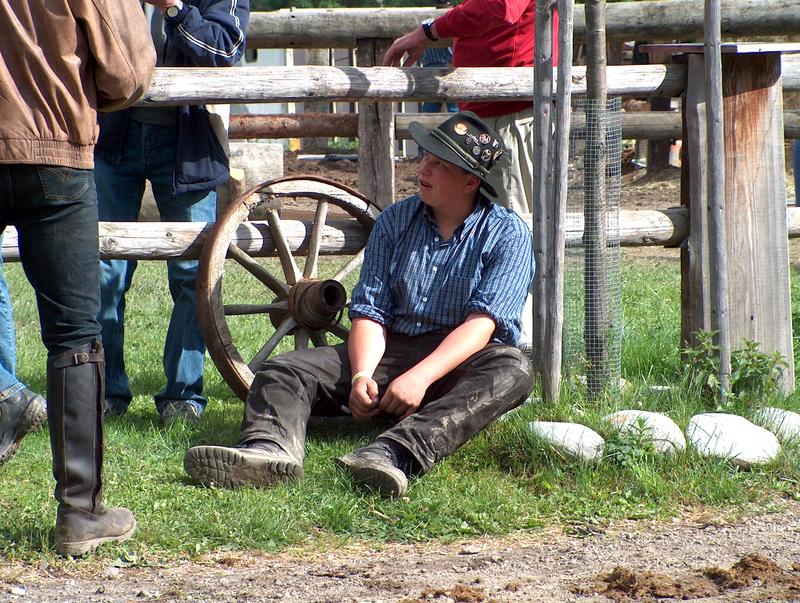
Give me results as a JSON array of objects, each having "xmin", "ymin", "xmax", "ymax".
[{"xmin": 417, "ymin": 152, "xmax": 478, "ymax": 208}]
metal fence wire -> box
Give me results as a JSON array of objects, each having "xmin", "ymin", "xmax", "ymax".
[{"xmin": 563, "ymin": 97, "xmax": 623, "ymax": 397}]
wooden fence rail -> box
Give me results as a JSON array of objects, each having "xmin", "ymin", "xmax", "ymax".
[
  {"xmin": 5, "ymin": 207, "xmax": 800, "ymax": 261},
  {"xmin": 141, "ymin": 60, "xmax": 800, "ymax": 106},
  {"xmin": 229, "ymin": 110, "xmax": 800, "ymax": 141},
  {"xmin": 244, "ymin": 1, "xmax": 800, "ymax": 49}
]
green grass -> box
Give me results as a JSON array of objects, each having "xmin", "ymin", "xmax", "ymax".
[{"xmin": 1, "ymin": 256, "xmax": 799, "ymax": 562}]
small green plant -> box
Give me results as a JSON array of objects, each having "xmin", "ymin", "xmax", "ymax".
[
  {"xmin": 604, "ymin": 417, "xmax": 656, "ymax": 468},
  {"xmin": 682, "ymin": 330, "xmax": 788, "ymax": 409}
]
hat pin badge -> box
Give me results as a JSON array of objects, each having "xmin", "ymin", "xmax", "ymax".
[{"xmin": 453, "ymin": 122, "xmax": 468, "ymax": 135}]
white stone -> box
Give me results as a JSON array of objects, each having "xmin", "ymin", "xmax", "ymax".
[
  {"xmin": 528, "ymin": 421, "xmax": 605, "ymax": 462},
  {"xmin": 602, "ymin": 410, "xmax": 686, "ymax": 455},
  {"xmin": 753, "ymin": 407, "xmax": 800, "ymax": 442},
  {"xmin": 686, "ymin": 413, "xmax": 781, "ymax": 468}
]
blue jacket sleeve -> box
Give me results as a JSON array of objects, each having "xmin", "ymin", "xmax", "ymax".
[{"xmin": 166, "ymin": 0, "xmax": 250, "ymax": 67}]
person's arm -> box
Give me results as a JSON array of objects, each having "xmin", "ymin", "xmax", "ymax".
[
  {"xmin": 378, "ymin": 313, "xmax": 496, "ymax": 419},
  {"xmin": 383, "ymin": 0, "xmax": 530, "ymax": 67},
  {"xmin": 84, "ymin": 0, "xmax": 156, "ymax": 112},
  {"xmin": 346, "ymin": 212, "xmax": 398, "ymax": 419},
  {"xmin": 150, "ymin": 0, "xmax": 250, "ymax": 67},
  {"xmin": 434, "ymin": 0, "xmax": 530, "ymax": 39},
  {"xmin": 347, "ymin": 318, "xmax": 388, "ymax": 421}
]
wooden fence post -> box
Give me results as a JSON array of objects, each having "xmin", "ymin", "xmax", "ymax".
[
  {"xmin": 356, "ymin": 38, "xmax": 395, "ymax": 209},
  {"xmin": 682, "ymin": 44, "xmax": 795, "ymax": 392}
]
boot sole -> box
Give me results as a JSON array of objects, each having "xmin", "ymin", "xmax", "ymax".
[
  {"xmin": 184, "ymin": 446, "xmax": 303, "ymax": 488},
  {"xmin": 335, "ymin": 454, "xmax": 408, "ymax": 498},
  {"xmin": 0, "ymin": 395, "xmax": 48, "ymax": 466},
  {"xmin": 56, "ymin": 518, "xmax": 137, "ymax": 557}
]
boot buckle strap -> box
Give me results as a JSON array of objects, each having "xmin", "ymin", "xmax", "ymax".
[{"xmin": 72, "ymin": 352, "xmax": 90, "ymax": 365}]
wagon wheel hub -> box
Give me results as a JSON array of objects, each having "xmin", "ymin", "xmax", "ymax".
[{"xmin": 285, "ymin": 278, "xmax": 347, "ymax": 332}]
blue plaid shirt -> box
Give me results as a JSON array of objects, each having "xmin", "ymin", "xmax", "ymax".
[{"xmin": 349, "ymin": 194, "xmax": 533, "ymax": 346}]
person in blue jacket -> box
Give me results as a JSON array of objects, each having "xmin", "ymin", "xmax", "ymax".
[{"xmin": 94, "ymin": 0, "xmax": 249, "ymax": 426}]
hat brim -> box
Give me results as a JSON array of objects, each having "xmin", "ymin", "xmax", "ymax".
[{"xmin": 409, "ymin": 121, "xmax": 498, "ymax": 198}]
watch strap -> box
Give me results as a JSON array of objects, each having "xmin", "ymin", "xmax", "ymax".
[{"xmin": 421, "ymin": 19, "xmax": 439, "ymax": 42}]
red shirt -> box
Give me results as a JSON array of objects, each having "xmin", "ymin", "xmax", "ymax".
[{"xmin": 435, "ymin": 0, "xmax": 557, "ymax": 118}]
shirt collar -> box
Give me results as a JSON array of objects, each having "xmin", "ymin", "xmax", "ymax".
[{"xmin": 420, "ymin": 194, "xmax": 491, "ymax": 243}]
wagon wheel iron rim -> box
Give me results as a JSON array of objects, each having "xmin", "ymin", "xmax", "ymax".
[{"xmin": 197, "ymin": 174, "xmax": 379, "ymax": 400}]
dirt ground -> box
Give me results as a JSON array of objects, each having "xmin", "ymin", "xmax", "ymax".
[
  {"xmin": 3, "ymin": 500, "xmax": 799, "ymax": 602},
  {"xmin": 4, "ymin": 154, "xmax": 800, "ymax": 602}
]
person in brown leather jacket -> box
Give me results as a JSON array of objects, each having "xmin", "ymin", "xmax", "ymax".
[{"xmin": 0, "ymin": 0, "xmax": 155, "ymax": 556}]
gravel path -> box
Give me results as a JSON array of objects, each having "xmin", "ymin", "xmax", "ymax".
[{"xmin": 3, "ymin": 500, "xmax": 799, "ymax": 602}]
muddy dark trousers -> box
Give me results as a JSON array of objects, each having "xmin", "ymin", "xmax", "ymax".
[
  {"xmin": 239, "ymin": 333, "xmax": 533, "ymax": 474},
  {"xmin": 47, "ymin": 341, "xmax": 136, "ymax": 556}
]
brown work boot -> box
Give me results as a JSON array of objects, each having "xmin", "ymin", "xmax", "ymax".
[
  {"xmin": 336, "ymin": 440, "xmax": 411, "ymax": 498},
  {"xmin": 184, "ymin": 441, "xmax": 303, "ymax": 489},
  {"xmin": 54, "ymin": 503, "xmax": 136, "ymax": 557},
  {"xmin": 0, "ymin": 388, "xmax": 47, "ymax": 466}
]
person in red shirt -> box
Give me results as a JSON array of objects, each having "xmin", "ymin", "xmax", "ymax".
[{"xmin": 384, "ymin": 0, "xmax": 556, "ymax": 350}]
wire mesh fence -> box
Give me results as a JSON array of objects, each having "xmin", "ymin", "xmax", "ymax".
[{"xmin": 563, "ymin": 97, "xmax": 623, "ymax": 398}]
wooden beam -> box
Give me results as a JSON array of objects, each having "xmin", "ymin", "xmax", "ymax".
[
  {"xmin": 245, "ymin": 2, "xmax": 800, "ymax": 48},
  {"xmin": 229, "ymin": 110, "xmax": 800, "ymax": 141},
  {"xmin": 140, "ymin": 65, "xmax": 689, "ymax": 105},
  {"xmin": 7, "ymin": 207, "xmax": 800, "ymax": 261}
]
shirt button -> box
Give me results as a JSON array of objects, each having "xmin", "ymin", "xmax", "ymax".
[
  {"xmin": 422, "ymin": 297, "xmax": 428, "ymax": 302},
  {"xmin": 434, "ymin": 236, "xmax": 439, "ymax": 242},
  {"xmin": 416, "ymin": 321, "xmax": 421, "ymax": 327},
  {"xmin": 432, "ymin": 266, "xmax": 438, "ymax": 272}
]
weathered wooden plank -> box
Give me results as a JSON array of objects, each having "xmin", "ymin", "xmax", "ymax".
[
  {"xmin": 12, "ymin": 206, "xmax": 800, "ymax": 261},
  {"xmin": 245, "ymin": 2, "xmax": 800, "ymax": 48},
  {"xmin": 140, "ymin": 64, "xmax": 689, "ymax": 105},
  {"xmin": 532, "ymin": 0, "xmax": 555, "ymax": 387},
  {"xmin": 229, "ymin": 110, "xmax": 800, "ymax": 141},
  {"xmin": 704, "ymin": 0, "xmax": 732, "ymax": 395},
  {"xmin": 356, "ymin": 39, "xmax": 395, "ymax": 210},
  {"xmin": 685, "ymin": 52, "xmax": 795, "ymax": 392}
]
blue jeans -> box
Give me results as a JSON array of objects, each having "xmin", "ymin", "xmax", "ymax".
[
  {"xmin": 0, "ymin": 247, "xmax": 24, "ymax": 401},
  {"xmin": 0, "ymin": 165, "xmax": 102, "ymax": 360},
  {"xmin": 94, "ymin": 120, "xmax": 216, "ymax": 415}
]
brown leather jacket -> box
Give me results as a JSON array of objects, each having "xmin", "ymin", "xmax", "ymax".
[{"xmin": 0, "ymin": 0, "xmax": 156, "ymax": 169}]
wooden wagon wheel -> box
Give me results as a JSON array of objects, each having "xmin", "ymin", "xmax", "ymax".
[{"xmin": 197, "ymin": 174, "xmax": 379, "ymax": 400}]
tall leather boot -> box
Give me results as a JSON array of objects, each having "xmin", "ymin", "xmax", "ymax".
[{"xmin": 47, "ymin": 341, "xmax": 136, "ymax": 556}]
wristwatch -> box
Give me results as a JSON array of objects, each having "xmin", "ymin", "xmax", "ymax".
[
  {"xmin": 421, "ymin": 18, "xmax": 439, "ymax": 42},
  {"xmin": 166, "ymin": 0, "xmax": 184, "ymax": 19}
]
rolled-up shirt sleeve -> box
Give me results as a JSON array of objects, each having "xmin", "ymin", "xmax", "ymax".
[
  {"xmin": 349, "ymin": 214, "xmax": 396, "ymax": 327},
  {"xmin": 464, "ymin": 217, "xmax": 533, "ymax": 345}
]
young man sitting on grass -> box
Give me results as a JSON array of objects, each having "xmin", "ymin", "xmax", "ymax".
[{"xmin": 184, "ymin": 111, "xmax": 534, "ymax": 498}]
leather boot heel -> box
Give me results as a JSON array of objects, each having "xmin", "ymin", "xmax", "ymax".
[{"xmin": 55, "ymin": 503, "xmax": 136, "ymax": 557}]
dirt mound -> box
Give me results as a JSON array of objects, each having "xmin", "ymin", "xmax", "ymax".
[{"xmin": 575, "ymin": 553, "xmax": 800, "ymax": 602}]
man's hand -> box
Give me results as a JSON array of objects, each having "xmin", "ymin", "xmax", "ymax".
[
  {"xmin": 383, "ymin": 27, "xmax": 429, "ymax": 67},
  {"xmin": 349, "ymin": 376, "xmax": 381, "ymax": 421},
  {"xmin": 378, "ymin": 370, "xmax": 429, "ymax": 419}
]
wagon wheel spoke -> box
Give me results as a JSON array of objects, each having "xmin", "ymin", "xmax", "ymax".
[
  {"xmin": 266, "ymin": 208, "xmax": 302, "ymax": 286},
  {"xmin": 332, "ymin": 248, "xmax": 366, "ymax": 283},
  {"xmin": 224, "ymin": 300, "xmax": 288, "ymax": 316},
  {"xmin": 310, "ymin": 332, "xmax": 328, "ymax": 347},
  {"xmin": 295, "ymin": 329, "xmax": 310, "ymax": 350},
  {"xmin": 303, "ymin": 200, "xmax": 329, "ymax": 280},
  {"xmin": 248, "ymin": 316, "xmax": 297, "ymax": 371},
  {"xmin": 328, "ymin": 323, "xmax": 350, "ymax": 341},
  {"xmin": 228, "ymin": 243, "xmax": 290, "ymax": 297}
]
